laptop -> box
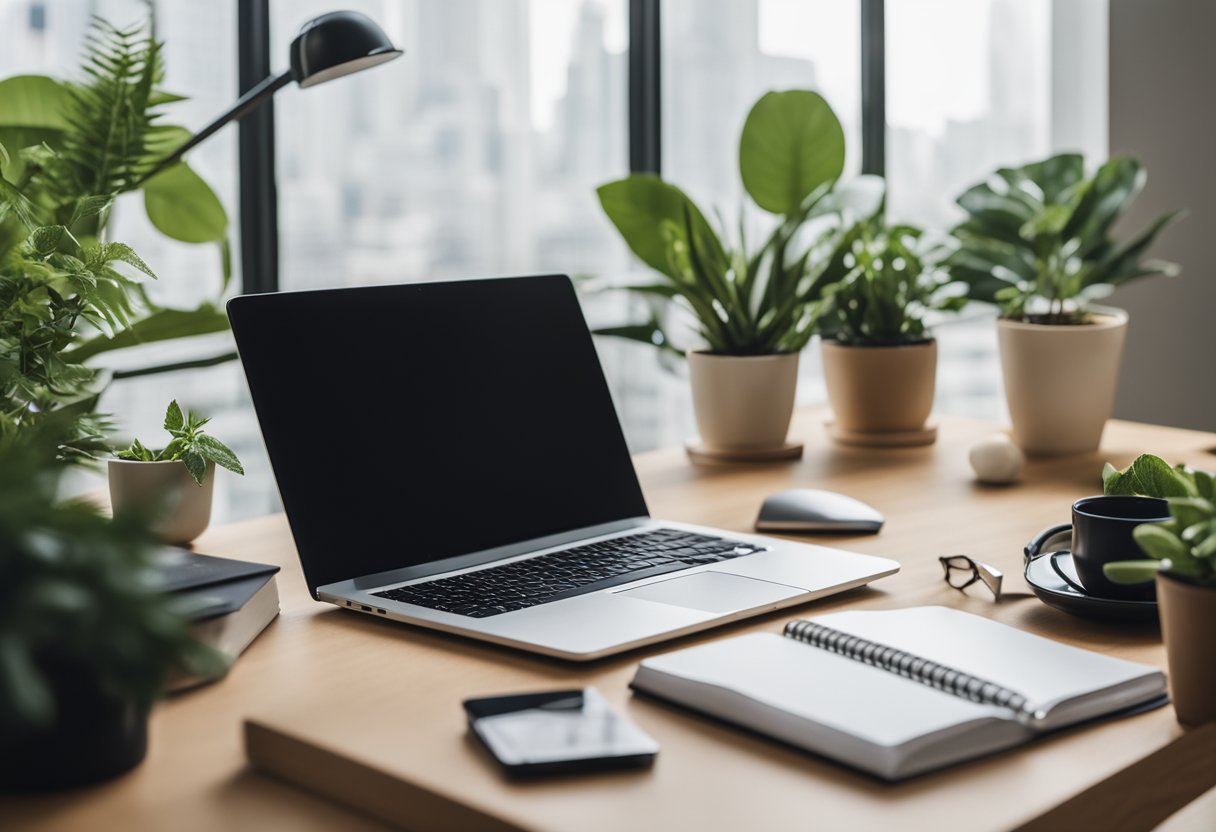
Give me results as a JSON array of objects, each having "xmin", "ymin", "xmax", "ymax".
[{"xmin": 227, "ymin": 275, "xmax": 898, "ymax": 660}]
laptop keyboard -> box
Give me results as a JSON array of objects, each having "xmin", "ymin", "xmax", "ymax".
[{"xmin": 371, "ymin": 528, "xmax": 766, "ymax": 618}]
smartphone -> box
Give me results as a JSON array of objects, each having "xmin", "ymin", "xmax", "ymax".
[{"xmin": 464, "ymin": 687, "xmax": 658, "ymax": 777}]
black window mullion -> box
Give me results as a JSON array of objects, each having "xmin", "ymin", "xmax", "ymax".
[
  {"xmin": 237, "ymin": 0, "xmax": 279, "ymax": 293},
  {"xmin": 860, "ymin": 0, "xmax": 886, "ymax": 176},
  {"xmin": 629, "ymin": 0, "xmax": 662, "ymax": 175}
]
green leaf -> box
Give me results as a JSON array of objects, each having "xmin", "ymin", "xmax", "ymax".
[
  {"xmin": 164, "ymin": 400, "xmax": 184, "ymax": 432},
  {"xmin": 1133, "ymin": 523, "xmax": 1189, "ymax": 561},
  {"xmin": 1193, "ymin": 470, "xmax": 1215, "ymax": 501},
  {"xmin": 739, "ymin": 90, "xmax": 845, "ymax": 215},
  {"xmin": 195, "ymin": 434, "xmax": 244, "ymax": 475},
  {"xmin": 0, "ymin": 75, "xmax": 73, "ymax": 130},
  {"xmin": 68, "ymin": 194, "xmax": 115, "ymax": 228},
  {"xmin": 1128, "ymin": 454, "xmax": 1196, "ymax": 498},
  {"xmin": 0, "ymin": 636, "xmax": 54, "ymax": 728},
  {"xmin": 181, "ymin": 449, "xmax": 208, "ymax": 486},
  {"xmin": 98, "ymin": 241, "xmax": 157, "ymax": 280},
  {"xmin": 142, "ymin": 161, "xmax": 228, "ymax": 243},
  {"xmin": 159, "ymin": 436, "xmax": 187, "ymax": 460},
  {"xmin": 592, "ymin": 322, "xmax": 683, "ymax": 357},
  {"xmin": 596, "ymin": 175, "xmax": 723, "ymax": 280},
  {"xmin": 1103, "ymin": 560, "xmax": 1163, "ymax": 584},
  {"xmin": 1063, "ymin": 157, "xmax": 1144, "ymax": 246},
  {"xmin": 27, "ymin": 225, "xmax": 68, "ymax": 257},
  {"xmin": 62, "ymin": 303, "xmax": 230, "ymax": 363}
]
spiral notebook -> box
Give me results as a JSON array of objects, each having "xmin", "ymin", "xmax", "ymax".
[{"xmin": 630, "ymin": 607, "xmax": 1167, "ymax": 780}]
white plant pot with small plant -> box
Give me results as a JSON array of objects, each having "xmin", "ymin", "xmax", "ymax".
[
  {"xmin": 595, "ymin": 90, "xmax": 884, "ymax": 459},
  {"xmin": 814, "ymin": 219, "xmax": 964, "ymax": 446},
  {"xmin": 946, "ymin": 153, "xmax": 1182, "ymax": 455},
  {"xmin": 1102, "ymin": 457, "xmax": 1216, "ymax": 726},
  {"xmin": 109, "ymin": 400, "xmax": 244, "ymax": 545}
]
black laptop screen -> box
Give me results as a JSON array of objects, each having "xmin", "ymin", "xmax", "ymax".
[{"xmin": 228, "ymin": 275, "xmax": 649, "ymax": 594}]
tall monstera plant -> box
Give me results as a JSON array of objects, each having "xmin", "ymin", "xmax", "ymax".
[{"xmin": 0, "ymin": 18, "xmax": 232, "ymax": 456}]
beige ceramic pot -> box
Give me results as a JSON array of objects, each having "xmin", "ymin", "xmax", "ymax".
[
  {"xmin": 1156, "ymin": 573, "xmax": 1216, "ymax": 726},
  {"xmin": 821, "ymin": 340, "xmax": 937, "ymax": 434},
  {"xmin": 997, "ymin": 308, "xmax": 1127, "ymax": 455},
  {"xmin": 686, "ymin": 351, "xmax": 799, "ymax": 451},
  {"xmin": 108, "ymin": 458, "xmax": 215, "ymax": 545}
]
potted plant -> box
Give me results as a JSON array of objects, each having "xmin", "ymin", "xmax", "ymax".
[
  {"xmin": 813, "ymin": 218, "xmax": 964, "ymax": 446},
  {"xmin": 111, "ymin": 400, "xmax": 244, "ymax": 544},
  {"xmin": 946, "ymin": 153, "xmax": 1181, "ymax": 455},
  {"xmin": 0, "ymin": 18, "xmax": 232, "ymax": 459},
  {"xmin": 596, "ymin": 90, "xmax": 881, "ymax": 459},
  {"xmin": 0, "ymin": 428, "xmax": 222, "ymax": 791},
  {"xmin": 1104, "ymin": 466, "xmax": 1216, "ymax": 725}
]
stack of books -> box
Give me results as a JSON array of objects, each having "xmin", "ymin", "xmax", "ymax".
[{"xmin": 155, "ymin": 547, "xmax": 281, "ymax": 691}]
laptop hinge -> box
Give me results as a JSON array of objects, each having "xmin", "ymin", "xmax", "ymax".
[{"xmin": 326, "ymin": 516, "xmax": 653, "ymax": 596}]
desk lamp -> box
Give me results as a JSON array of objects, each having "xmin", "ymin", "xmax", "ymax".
[{"xmin": 142, "ymin": 10, "xmax": 402, "ymax": 180}]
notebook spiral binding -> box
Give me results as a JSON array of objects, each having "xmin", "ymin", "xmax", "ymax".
[{"xmin": 784, "ymin": 619, "xmax": 1038, "ymax": 721}]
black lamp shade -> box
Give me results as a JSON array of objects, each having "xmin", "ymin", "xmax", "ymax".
[{"xmin": 289, "ymin": 11, "xmax": 403, "ymax": 89}]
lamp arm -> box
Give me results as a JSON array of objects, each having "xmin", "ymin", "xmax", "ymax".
[{"xmin": 139, "ymin": 70, "xmax": 294, "ymax": 184}]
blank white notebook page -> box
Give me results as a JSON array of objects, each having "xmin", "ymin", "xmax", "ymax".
[
  {"xmin": 643, "ymin": 632, "xmax": 1007, "ymax": 748},
  {"xmin": 811, "ymin": 606, "xmax": 1163, "ymax": 719}
]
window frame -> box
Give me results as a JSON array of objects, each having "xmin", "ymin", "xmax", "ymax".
[{"xmin": 235, "ymin": 0, "xmax": 886, "ymax": 294}]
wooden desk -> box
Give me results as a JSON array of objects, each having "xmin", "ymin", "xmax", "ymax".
[{"xmin": 7, "ymin": 412, "xmax": 1216, "ymax": 832}]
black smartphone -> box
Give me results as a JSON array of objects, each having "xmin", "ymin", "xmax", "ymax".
[{"xmin": 464, "ymin": 687, "xmax": 658, "ymax": 777}]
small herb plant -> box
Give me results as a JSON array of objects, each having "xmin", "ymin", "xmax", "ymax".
[
  {"xmin": 812, "ymin": 221, "xmax": 964, "ymax": 346},
  {"xmin": 596, "ymin": 90, "xmax": 881, "ymax": 356},
  {"xmin": 1105, "ymin": 495, "xmax": 1216, "ymax": 588},
  {"xmin": 1102, "ymin": 454, "xmax": 1216, "ymax": 587},
  {"xmin": 947, "ymin": 153, "xmax": 1182, "ymax": 324},
  {"xmin": 115, "ymin": 400, "xmax": 243, "ymax": 486}
]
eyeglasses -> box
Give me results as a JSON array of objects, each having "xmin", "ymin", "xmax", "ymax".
[{"xmin": 939, "ymin": 555, "xmax": 1004, "ymax": 601}]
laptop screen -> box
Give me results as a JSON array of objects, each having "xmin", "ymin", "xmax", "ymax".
[{"xmin": 228, "ymin": 275, "xmax": 649, "ymax": 594}]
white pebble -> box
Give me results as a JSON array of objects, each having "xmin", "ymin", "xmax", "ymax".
[{"xmin": 970, "ymin": 435, "xmax": 1024, "ymax": 484}]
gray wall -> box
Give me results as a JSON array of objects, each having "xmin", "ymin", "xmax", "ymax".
[{"xmin": 1108, "ymin": 0, "xmax": 1216, "ymax": 432}]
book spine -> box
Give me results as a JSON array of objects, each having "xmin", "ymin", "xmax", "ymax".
[{"xmin": 784, "ymin": 619, "xmax": 1036, "ymax": 720}]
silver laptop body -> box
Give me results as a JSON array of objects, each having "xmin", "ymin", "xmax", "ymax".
[{"xmin": 228, "ymin": 275, "xmax": 898, "ymax": 661}]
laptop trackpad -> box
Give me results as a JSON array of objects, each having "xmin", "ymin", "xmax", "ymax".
[{"xmin": 615, "ymin": 571, "xmax": 803, "ymax": 614}]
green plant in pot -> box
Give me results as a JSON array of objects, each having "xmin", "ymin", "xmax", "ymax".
[
  {"xmin": 596, "ymin": 90, "xmax": 882, "ymax": 458},
  {"xmin": 110, "ymin": 399, "xmax": 244, "ymax": 545},
  {"xmin": 0, "ymin": 19, "xmax": 232, "ymax": 458},
  {"xmin": 1102, "ymin": 463, "xmax": 1216, "ymax": 725},
  {"xmin": 946, "ymin": 153, "xmax": 1182, "ymax": 455},
  {"xmin": 0, "ymin": 427, "xmax": 223, "ymax": 791},
  {"xmin": 814, "ymin": 218, "xmax": 964, "ymax": 446}
]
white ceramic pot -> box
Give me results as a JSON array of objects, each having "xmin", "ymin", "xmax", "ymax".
[
  {"xmin": 108, "ymin": 459, "xmax": 215, "ymax": 545},
  {"xmin": 821, "ymin": 340, "xmax": 937, "ymax": 435},
  {"xmin": 686, "ymin": 351, "xmax": 799, "ymax": 451},
  {"xmin": 997, "ymin": 308, "xmax": 1128, "ymax": 456}
]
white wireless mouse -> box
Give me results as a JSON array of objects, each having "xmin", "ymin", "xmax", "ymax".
[{"xmin": 755, "ymin": 489, "xmax": 884, "ymax": 534}]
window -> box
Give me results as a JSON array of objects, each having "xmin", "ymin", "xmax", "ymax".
[
  {"xmin": 271, "ymin": 0, "xmax": 631, "ymax": 289},
  {"xmin": 663, "ymin": 0, "xmax": 862, "ymax": 209}
]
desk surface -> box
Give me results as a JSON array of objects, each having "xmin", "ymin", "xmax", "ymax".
[{"xmin": 8, "ymin": 412, "xmax": 1216, "ymax": 832}]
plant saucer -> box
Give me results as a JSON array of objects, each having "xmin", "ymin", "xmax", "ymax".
[
  {"xmin": 685, "ymin": 440, "xmax": 804, "ymax": 464},
  {"xmin": 826, "ymin": 420, "xmax": 938, "ymax": 448}
]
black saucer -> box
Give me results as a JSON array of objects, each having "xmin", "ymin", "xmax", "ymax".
[{"xmin": 1023, "ymin": 526, "xmax": 1159, "ymax": 622}]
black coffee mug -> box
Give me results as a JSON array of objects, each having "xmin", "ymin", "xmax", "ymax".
[{"xmin": 1070, "ymin": 495, "xmax": 1170, "ymax": 601}]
